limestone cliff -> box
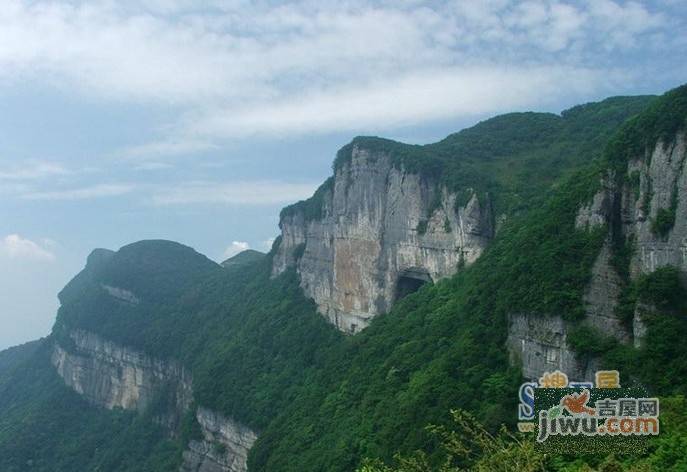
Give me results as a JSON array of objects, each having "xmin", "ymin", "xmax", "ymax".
[
  {"xmin": 52, "ymin": 330, "xmax": 256, "ymax": 472},
  {"xmin": 508, "ymin": 130, "xmax": 687, "ymax": 382},
  {"xmin": 181, "ymin": 408, "xmax": 258, "ymax": 472},
  {"xmin": 52, "ymin": 329, "xmax": 193, "ymax": 427},
  {"xmin": 273, "ymin": 144, "xmax": 493, "ymax": 333}
]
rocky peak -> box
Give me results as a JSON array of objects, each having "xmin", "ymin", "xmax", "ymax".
[{"xmin": 273, "ymin": 143, "xmax": 494, "ymax": 333}]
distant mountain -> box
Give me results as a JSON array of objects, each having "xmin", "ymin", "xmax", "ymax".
[{"xmin": 221, "ymin": 249, "xmax": 265, "ymax": 269}]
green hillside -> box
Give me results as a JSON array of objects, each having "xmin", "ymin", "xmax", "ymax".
[{"xmin": 221, "ymin": 249, "xmax": 266, "ymax": 269}]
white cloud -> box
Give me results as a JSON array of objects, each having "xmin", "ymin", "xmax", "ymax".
[
  {"xmin": 132, "ymin": 162, "xmax": 174, "ymax": 171},
  {"xmin": 0, "ymin": 0, "xmax": 680, "ymax": 152},
  {"xmin": 0, "ymin": 160, "xmax": 70, "ymax": 180},
  {"xmin": 0, "ymin": 234, "xmax": 56, "ymax": 261},
  {"xmin": 222, "ymin": 241, "xmax": 250, "ymax": 259},
  {"xmin": 122, "ymin": 139, "xmax": 218, "ymax": 160},
  {"xmin": 20, "ymin": 183, "xmax": 134, "ymax": 201},
  {"xmin": 150, "ymin": 180, "xmax": 318, "ymax": 206},
  {"xmin": 187, "ymin": 65, "xmax": 611, "ymax": 139}
]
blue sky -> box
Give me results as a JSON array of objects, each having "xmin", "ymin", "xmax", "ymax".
[{"xmin": 1, "ymin": 0, "xmax": 686, "ymax": 350}]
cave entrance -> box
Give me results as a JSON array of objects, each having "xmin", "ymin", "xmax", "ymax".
[{"xmin": 394, "ymin": 268, "xmax": 433, "ymax": 302}]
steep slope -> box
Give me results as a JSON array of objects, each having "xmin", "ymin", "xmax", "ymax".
[
  {"xmin": 52, "ymin": 241, "xmax": 262, "ymax": 471},
  {"xmin": 273, "ymin": 96, "xmax": 654, "ymax": 332}
]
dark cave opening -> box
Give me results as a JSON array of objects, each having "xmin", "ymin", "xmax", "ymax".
[{"xmin": 394, "ymin": 268, "xmax": 432, "ymax": 302}]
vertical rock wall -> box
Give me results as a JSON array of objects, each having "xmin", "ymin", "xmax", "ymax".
[
  {"xmin": 51, "ymin": 330, "xmax": 257, "ymax": 472},
  {"xmin": 273, "ymin": 145, "xmax": 493, "ymax": 333},
  {"xmin": 508, "ymin": 131, "xmax": 687, "ymax": 382}
]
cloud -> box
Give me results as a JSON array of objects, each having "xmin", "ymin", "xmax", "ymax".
[
  {"xmin": 0, "ymin": 0, "xmax": 682, "ymax": 152},
  {"xmin": 20, "ymin": 183, "xmax": 134, "ymax": 201},
  {"xmin": 187, "ymin": 65, "xmax": 611, "ymax": 138},
  {"xmin": 121, "ymin": 139, "xmax": 218, "ymax": 160},
  {"xmin": 132, "ymin": 162, "xmax": 174, "ymax": 171},
  {"xmin": 150, "ymin": 180, "xmax": 318, "ymax": 206},
  {"xmin": 222, "ymin": 241, "xmax": 250, "ymax": 260},
  {"xmin": 0, "ymin": 234, "xmax": 55, "ymax": 261},
  {"xmin": 0, "ymin": 160, "xmax": 70, "ymax": 180}
]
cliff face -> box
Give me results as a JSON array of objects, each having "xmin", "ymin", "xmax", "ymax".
[
  {"xmin": 273, "ymin": 145, "xmax": 493, "ymax": 333},
  {"xmin": 508, "ymin": 131, "xmax": 687, "ymax": 382},
  {"xmin": 506, "ymin": 313, "xmax": 600, "ymax": 381},
  {"xmin": 181, "ymin": 408, "xmax": 258, "ymax": 472},
  {"xmin": 52, "ymin": 330, "xmax": 257, "ymax": 472},
  {"xmin": 52, "ymin": 329, "xmax": 193, "ymax": 426},
  {"xmin": 625, "ymin": 132, "xmax": 687, "ymax": 275}
]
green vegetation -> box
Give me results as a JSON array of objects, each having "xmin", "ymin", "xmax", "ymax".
[
  {"xmin": 0, "ymin": 339, "xmax": 40, "ymax": 378},
  {"xmin": 604, "ymin": 85, "xmax": 687, "ymax": 176},
  {"xmin": 358, "ymin": 409, "xmax": 546, "ymax": 472},
  {"xmin": 650, "ymin": 187, "xmax": 679, "ymax": 238},
  {"xmin": 220, "ymin": 249, "xmax": 265, "ymax": 268},
  {"xmin": 280, "ymin": 176, "xmax": 334, "ymax": 222},
  {"xmin": 566, "ymin": 325, "xmax": 618, "ymax": 364},
  {"xmin": 416, "ymin": 219, "xmax": 429, "ymax": 235},
  {"xmin": 360, "ymin": 396, "xmax": 687, "ymax": 472}
]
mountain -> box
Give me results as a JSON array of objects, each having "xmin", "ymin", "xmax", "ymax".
[
  {"xmin": 221, "ymin": 250, "xmax": 266, "ymax": 269},
  {"xmin": 274, "ymin": 95, "xmax": 653, "ymax": 332},
  {"xmin": 1, "ymin": 87, "xmax": 686, "ymax": 472}
]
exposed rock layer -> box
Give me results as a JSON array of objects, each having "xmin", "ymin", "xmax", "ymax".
[
  {"xmin": 273, "ymin": 146, "xmax": 493, "ymax": 333},
  {"xmin": 51, "ymin": 329, "xmax": 193, "ymax": 418},
  {"xmin": 51, "ymin": 330, "xmax": 256, "ymax": 472},
  {"xmin": 508, "ymin": 132, "xmax": 687, "ymax": 382},
  {"xmin": 181, "ymin": 408, "xmax": 258, "ymax": 472}
]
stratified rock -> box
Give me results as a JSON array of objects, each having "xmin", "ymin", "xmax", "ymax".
[
  {"xmin": 181, "ymin": 408, "xmax": 257, "ymax": 472},
  {"xmin": 273, "ymin": 145, "xmax": 493, "ymax": 333},
  {"xmin": 508, "ymin": 130, "xmax": 687, "ymax": 381},
  {"xmin": 51, "ymin": 330, "xmax": 257, "ymax": 472}
]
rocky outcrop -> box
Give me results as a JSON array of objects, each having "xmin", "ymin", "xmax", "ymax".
[
  {"xmin": 506, "ymin": 313, "xmax": 598, "ymax": 382},
  {"xmin": 51, "ymin": 330, "xmax": 193, "ymax": 421},
  {"xmin": 101, "ymin": 284, "xmax": 140, "ymax": 305},
  {"xmin": 581, "ymin": 241, "xmax": 628, "ymax": 342},
  {"xmin": 508, "ymin": 131, "xmax": 687, "ymax": 381},
  {"xmin": 273, "ymin": 144, "xmax": 493, "ymax": 333},
  {"xmin": 181, "ymin": 408, "xmax": 257, "ymax": 472},
  {"xmin": 625, "ymin": 133, "xmax": 687, "ymax": 275},
  {"xmin": 52, "ymin": 330, "xmax": 256, "ymax": 472}
]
